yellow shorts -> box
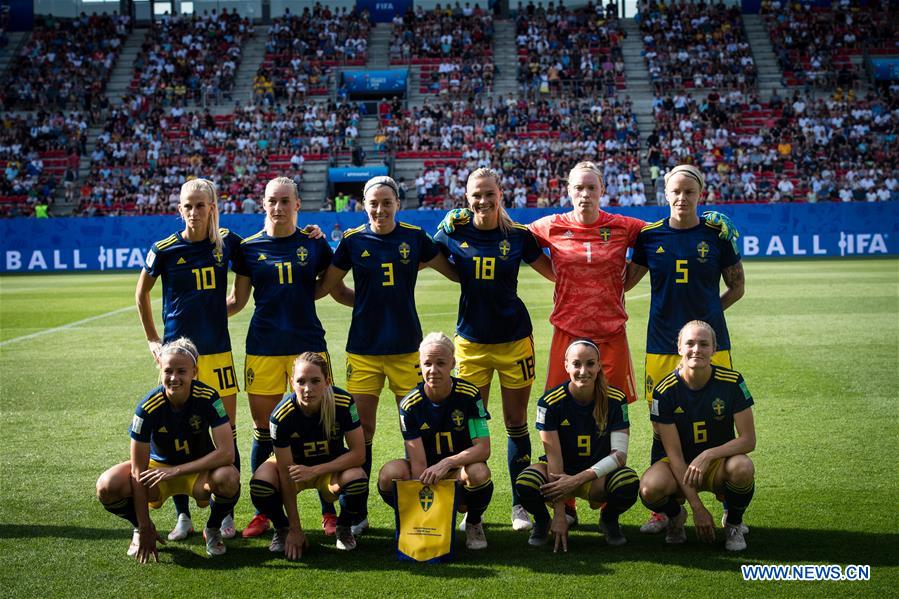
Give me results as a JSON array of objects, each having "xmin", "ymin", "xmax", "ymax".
[
  {"xmin": 197, "ymin": 351, "xmax": 239, "ymax": 396},
  {"xmin": 267, "ymin": 457, "xmax": 338, "ymax": 502},
  {"xmin": 645, "ymin": 350, "xmax": 733, "ymax": 404},
  {"xmin": 345, "ymin": 352, "xmax": 420, "ymax": 397},
  {"xmin": 245, "ymin": 352, "xmax": 332, "ymax": 396},
  {"xmin": 661, "ymin": 456, "xmax": 725, "ymax": 495},
  {"xmin": 455, "ymin": 335, "xmax": 535, "ymax": 390},
  {"xmin": 147, "ymin": 459, "xmax": 205, "ymax": 510}
]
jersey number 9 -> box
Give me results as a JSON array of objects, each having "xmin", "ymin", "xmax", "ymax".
[{"xmin": 577, "ymin": 435, "xmax": 591, "ymax": 456}]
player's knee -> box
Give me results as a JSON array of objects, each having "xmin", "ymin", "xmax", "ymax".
[
  {"xmin": 726, "ymin": 455, "xmax": 754, "ymax": 485},
  {"xmin": 252, "ymin": 459, "xmax": 278, "ymax": 483},
  {"xmin": 342, "ymin": 467, "xmax": 367, "ymax": 485},
  {"xmin": 210, "ymin": 465, "xmax": 240, "ymax": 495},
  {"xmin": 639, "ymin": 477, "xmax": 665, "ymax": 504},
  {"xmin": 464, "ymin": 462, "xmax": 491, "ymax": 486},
  {"xmin": 378, "ymin": 460, "xmax": 407, "ymax": 491},
  {"xmin": 95, "ymin": 474, "xmax": 113, "ymax": 502}
]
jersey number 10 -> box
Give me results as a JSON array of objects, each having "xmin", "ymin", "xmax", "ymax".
[{"xmin": 192, "ymin": 267, "xmax": 216, "ymax": 290}]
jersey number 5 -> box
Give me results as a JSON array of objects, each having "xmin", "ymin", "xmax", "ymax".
[{"xmin": 675, "ymin": 259, "xmax": 689, "ymax": 284}]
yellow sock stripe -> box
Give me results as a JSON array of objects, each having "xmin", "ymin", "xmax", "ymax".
[
  {"xmin": 343, "ymin": 484, "xmax": 369, "ymax": 496},
  {"xmin": 725, "ymin": 480, "xmax": 755, "ymax": 494},
  {"xmin": 253, "ymin": 428, "xmax": 271, "ymax": 441},
  {"xmin": 517, "ymin": 479, "xmax": 542, "ymax": 491},
  {"xmin": 607, "ymin": 473, "xmax": 640, "ymax": 493},
  {"xmin": 518, "ymin": 469, "xmax": 547, "ymax": 484},
  {"xmin": 506, "ymin": 425, "xmax": 530, "ymax": 438},
  {"xmin": 249, "ymin": 482, "xmax": 275, "ymax": 497},
  {"xmin": 640, "ymin": 494, "xmax": 673, "ymax": 511},
  {"xmin": 211, "ymin": 493, "xmax": 236, "ymax": 504},
  {"xmin": 103, "ymin": 498, "xmax": 129, "ymax": 509},
  {"xmin": 364, "ymin": 439, "xmax": 373, "ymax": 447},
  {"xmin": 516, "ymin": 473, "xmax": 544, "ymax": 487},
  {"xmin": 464, "ymin": 478, "xmax": 493, "ymax": 492},
  {"xmin": 231, "ymin": 426, "xmax": 238, "ymax": 439}
]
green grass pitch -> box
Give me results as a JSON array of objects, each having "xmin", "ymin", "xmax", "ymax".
[{"xmin": 1, "ymin": 259, "xmax": 897, "ymax": 597}]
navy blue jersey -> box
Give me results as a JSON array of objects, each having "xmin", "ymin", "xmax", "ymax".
[
  {"xmin": 332, "ymin": 222, "xmax": 440, "ymax": 355},
  {"xmin": 269, "ymin": 386, "xmax": 360, "ymax": 466},
  {"xmin": 399, "ymin": 377, "xmax": 490, "ymax": 467},
  {"xmin": 536, "ymin": 382, "xmax": 629, "ymax": 475},
  {"xmin": 631, "ymin": 217, "xmax": 741, "ymax": 354},
  {"xmin": 434, "ymin": 221, "xmax": 541, "ymax": 343},
  {"xmin": 232, "ymin": 229, "xmax": 332, "ymax": 356},
  {"xmin": 650, "ymin": 366, "xmax": 754, "ymax": 463},
  {"xmin": 143, "ymin": 229, "xmax": 241, "ymax": 355},
  {"xmin": 129, "ymin": 380, "xmax": 229, "ymax": 465}
]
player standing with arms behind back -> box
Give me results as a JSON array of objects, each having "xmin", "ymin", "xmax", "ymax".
[
  {"xmin": 434, "ymin": 167, "xmax": 555, "ymax": 532},
  {"xmin": 626, "ymin": 164, "xmax": 745, "ymax": 534},
  {"xmin": 135, "ymin": 178, "xmax": 241, "ymax": 541}
]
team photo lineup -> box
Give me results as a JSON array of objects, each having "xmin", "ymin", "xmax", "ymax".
[
  {"xmin": 0, "ymin": 0, "xmax": 897, "ymax": 593},
  {"xmin": 96, "ymin": 162, "xmax": 754, "ymax": 562}
]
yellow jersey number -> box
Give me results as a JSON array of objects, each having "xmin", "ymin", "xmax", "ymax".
[
  {"xmin": 577, "ymin": 435, "xmax": 591, "ymax": 456},
  {"xmin": 275, "ymin": 261, "xmax": 293, "ymax": 285},
  {"xmin": 303, "ymin": 440, "xmax": 330, "ymax": 458},
  {"xmin": 472, "ymin": 256, "xmax": 495, "ymax": 280},
  {"xmin": 693, "ymin": 421, "xmax": 707, "ymax": 444},
  {"xmin": 191, "ymin": 267, "xmax": 215, "ymax": 290},
  {"xmin": 675, "ymin": 259, "xmax": 689, "ymax": 284},
  {"xmin": 381, "ymin": 262, "xmax": 395, "ymax": 286},
  {"xmin": 435, "ymin": 431, "xmax": 454, "ymax": 455},
  {"xmin": 174, "ymin": 438, "xmax": 190, "ymax": 455}
]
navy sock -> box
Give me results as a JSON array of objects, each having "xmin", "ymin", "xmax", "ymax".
[
  {"xmin": 723, "ymin": 480, "xmax": 755, "ymax": 525},
  {"xmin": 640, "ymin": 493, "xmax": 682, "ymax": 518},
  {"xmin": 601, "ymin": 466, "xmax": 640, "ymax": 523},
  {"xmin": 506, "ymin": 424, "xmax": 531, "ymax": 506},
  {"xmin": 515, "ymin": 467, "xmax": 550, "ymax": 527},
  {"xmin": 337, "ymin": 478, "xmax": 369, "ymax": 526},
  {"xmin": 207, "ymin": 490, "xmax": 238, "ymax": 529},
  {"xmin": 462, "ymin": 478, "xmax": 494, "ymax": 525},
  {"xmin": 101, "ymin": 496, "xmax": 138, "ymax": 528},
  {"xmin": 231, "ymin": 425, "xmax": 241, "ymax": 472},
  {"xmin": 172, "ymin": 494, "xmax": 191, "ymax": 518},
  {"xmin": 249, "ymin": 479, "xmax": 289, "ymax": 529},
  {"xmin": 250, "ymin": 427, "xmax": 272, "ymax": 473},
  {"xmin": 377, "ymin": 484, "xmax": 396, "ymax": 509}
]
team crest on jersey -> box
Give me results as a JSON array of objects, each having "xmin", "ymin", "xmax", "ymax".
[
  {"xmin": 451, "ymin": 409, "xmax": 465, "ymax": 431},
  {"xmin": 498, "ymin": 239, "xmax": 511, "ymax": 260},
  {"xmin": 712, "ymin": 398, "xmax": 726, "ymax": 420},
  {"xmin": 189, "ymin": 414, "xmax": 203, "ymax": 431},
  {"xmin": 346, "ymin": 363, "xmax": 353, "ymax": 380},
  {"xmin": 645, "ymin": 374, "xmax": 654, "ymax": 392},
  {"xmin": 419, "ymin": 485, "xmax": 434, "ymax": 512},
  {"xmin": 599, "ymin": 228, "xmax": 612, "ymax": 242},
  {"xmin": 212, "ymin": 248, "xmax": 224, "ymax": 265},
  {"xmin": 246, "ymin": 368, "xmax": 255, "ymax": 385},
  {"xmin": 697, "ymin": 241, "xmax": 710, "ymax": 263},
  {"xmin": 329, "ymin": 423, "xmax": 340, "ymax": 439},
  {"xmin": 296, "ymin": 246, "xmax": 309, "ymax": 265},
  {"xmin": 398, "ymin": 242, "xmax": 412, "ymax": 264}
]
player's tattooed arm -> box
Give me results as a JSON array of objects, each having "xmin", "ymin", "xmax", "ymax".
[{"xmin": 721, "ymin": 262, "xmax": 745, "ymax": 310}]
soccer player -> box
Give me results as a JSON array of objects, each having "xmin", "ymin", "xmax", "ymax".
[
  {"xmin": 377, "ymin": 333, "xmax": 493, "ymax": 550},
  {"xmin": 96, "ymin": 338, "xmax": 240, "ymax": 561},
  {"xmin": 639, "ymin": 321, "xmax": 756, "ymax": 551},
  {"xmin": 515, "ymin": 339, "xmax": 639, "ymax": 551},
  {"xmin": 317, "ymin": 176, "xmax": 458, "ymax": 535},
  {"xmin": 625, "ymin": 163, "xmax": 746, "ymax": 534},
  {"xmin": 135, "ymin": 178, "xmax": 241, "ymax": 541},
  {"xmin": 228, "ymin": 176, "xmax": 349, "ymax": 538},
  {"xmin": 249, "ymin": 352, "xmax": 367, "ymax": 559},
  {"xmin": 433, "ymin": 167, "xmax": 555, "ymax": 532}
]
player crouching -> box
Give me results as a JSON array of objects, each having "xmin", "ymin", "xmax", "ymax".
[
  {"xmin": 377, "ymin": 333, "xmax": 494, "ymax": 550},
  {"xmin": 515, "ymin": 339, "xmax": 639, "ymax": 551},
  {"xmin": 96, "ymin": 338, "xmax": 240, "ymax": 561},
  {"xmin": 639, "ymin": 320, "xmax": 756, "ymax": 551},
  {"xmin": 249, "ymin": 353, "xmax": 367, "ymax": 559}
]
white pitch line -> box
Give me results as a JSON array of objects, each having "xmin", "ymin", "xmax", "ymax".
[{"xmin": 0, "ymin": 305, "xmax": 135, "ymax": 348}]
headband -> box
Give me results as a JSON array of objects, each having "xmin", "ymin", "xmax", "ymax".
[
  {"xmin": 363, "ymin": 176, "xmax": 399, "ymax": 198},
  {"xmin": 160, "ymin": 346, "xmax": 198, "ymax": 365},
  {"xmin": 665, "ymin": 165, "xmax": 705, "ymax": 190},
  {"xmin": 566, "ymin": 339, "xmax": 599, "ymax": 355}
]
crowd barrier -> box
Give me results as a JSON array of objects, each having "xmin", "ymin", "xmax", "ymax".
[{"xmin": 1, "ymin": 203, "xmax": 897, "ymax": 273}]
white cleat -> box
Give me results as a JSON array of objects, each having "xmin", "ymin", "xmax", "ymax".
[
  {"xmin": 721, "ymin": 511, "xmax": 749, "ymax": 535},
  {"xmin": 725, "ymin": 523, "xmax": 747, "ymax": 551},
  {"xmin": 665, "ymin": 508, "xmax": 688, "ymax": 545},
  {"xmin": 126, "ymin": 529, "xmax": 140, "ymax": 557},
  {"xmin": 203, "ymin": 527, "xmax": 226, "ymax": 556},
  {"xmin": 640, "ymin": 512, "xmax": 668, "ymax": 534},
  {"xmin": 465, "ymin": 521, "xmax": 488, "ymax": 550},
  {"xmin": 336, "ymin": 525, "xmax": 357, "ymax": 551},
  {"xmin": 350, "ymin": 517, "xmax": 369, "ymax": 537},
  {"xmin": 511, "ymin": 504, "xmax": 533, "ymax": 531},
  {"xmin": 167, "ymin": 513, "xmax": 194, "ymax": 541},
  {"xmin": 220, "ymin": 514, "xmax": 237, "ymax": 540},
  {"xmin": 269, "ymin": 528, "xmax": 288, "ymax": 553}
]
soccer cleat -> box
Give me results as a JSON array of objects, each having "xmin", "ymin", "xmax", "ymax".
[
  {"xmin": 528, "ymin": 521, "xmax": 550, "ymax": 547},
  {"xmin": 321, "ymin": 512, "xmax": 338, "ymax": 536},
  {"xmin": 721, "ymin": 511, "xmax": 749, "ymax": 535},
  {"xmin": 269, "ymin": 527, "xmax": 288, "ymax": 553},
  {"xmin": 127, "ymin": 528, "xmax": 140, "ymax": 557},
  {"xmin": 599, "ymin": 516, "xmax": 628, "ymax": 547},
  {"xmin": 335, "ymin": 525, "xmax": 357, "ymax": 551},
  {"xmin": 665, "ymin": 507, "xmax": 688, "ymax": 545},
  {"xmin": 458, "ymin": 512, "xmax": 468, "ymax": 532},
  {"xmin": 465, "ymin": 521, "xmax": 488, "ymax": 550},
  {"xmin": 511, "ymin": 504, "xmax": 533, "ymax": 531},
  {"xmin": 640, "ymin": 511, "xmax": 668, "ymax": 534},
  {"xmin": 167, "ymin": 513, "xmax": 194, "ymax": 541},
  {"xmin": 203, "ymin": 527, "xmax": 226, "ymax": 556},
  {"xmin": 241, "ymin": 513, "xmax": 271, "ymax": 538},
  {"xmin": 564, "ymin": 499, "xmax": 579, "ymax": 527},
  {"xmin": 220, "ymin": 514, "xmax": 236, "ymax": 540},
  {"xmin": 725, "ymin": 523, "xmax": 747, "ymax": 551},
  {"xmin": 350, "ymin": 517, "xmax": 369, "ymax": 537}
]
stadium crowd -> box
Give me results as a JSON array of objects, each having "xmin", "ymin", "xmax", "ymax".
[
  {"xmin": 515, "ymin": 1, "xmax": 626, "ymax": 98},
  {"xmin": 255, "ymin": 5, "xmax": 371, "ymax": 105},
  {"xmin": 1, "ymin": 13, "xmax": 130, "ymax": 114},
  {"xmin": 637, "ymin": 0, "xmax": 756, "ymax": 92}
]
